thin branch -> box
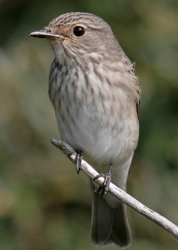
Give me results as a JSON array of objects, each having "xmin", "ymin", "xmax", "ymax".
[{"xmin": 51, "ymin": 138, "xmax": 178, "ymax": 240}]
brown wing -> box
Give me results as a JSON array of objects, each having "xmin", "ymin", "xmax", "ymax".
[{"xmin": 136, "ymin": 97, "xmax": 140, "ymax": 120}]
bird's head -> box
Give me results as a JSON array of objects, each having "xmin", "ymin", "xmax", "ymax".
[{"xmin": 30, "ymin": 12, "xmax": 121, "ymax": 64}]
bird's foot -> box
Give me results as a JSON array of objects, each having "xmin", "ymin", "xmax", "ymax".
[
  {"xmin": 50, "ymin": 138, "xmax": 83, "ymax": 174},
  {"xmin": 93, "ymin": 162, "xmax": 112, "ymax": 197},
  {"xmin": 75, "ymin": 149, "xmax": 83, "ymax": 174}
]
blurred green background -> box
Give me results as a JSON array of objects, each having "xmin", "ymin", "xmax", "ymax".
[{"xmin": 0, "ymin": 0, "xmax": 178, "ymax": 249}]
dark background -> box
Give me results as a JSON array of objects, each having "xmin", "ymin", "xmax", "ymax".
[{"xmin": 0, "ymin": 0, "xmax": 178, "ymax": 249}]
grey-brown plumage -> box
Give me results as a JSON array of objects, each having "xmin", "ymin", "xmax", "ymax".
[{"xmin": 30, "ymin": 12, "xmax": 140, "ymax": 248}]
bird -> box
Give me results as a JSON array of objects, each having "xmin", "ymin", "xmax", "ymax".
[{"xmin": 30, "ymin": 12, "xmax": 140, "ymax": 248}]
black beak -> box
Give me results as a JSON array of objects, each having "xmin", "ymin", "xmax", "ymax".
[{"xmin": 29, "ymin": 29, "xmax": 62, "ymax": 39}]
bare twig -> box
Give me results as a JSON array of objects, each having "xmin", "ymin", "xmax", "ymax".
[{"xmin": 51, "ymin": 138, "xmax": 178, "ymax": 240}]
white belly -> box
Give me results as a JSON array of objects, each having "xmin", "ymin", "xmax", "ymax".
[{"xmin": 55, "ymin": 100, "xmax": 138, "ymax": 165}]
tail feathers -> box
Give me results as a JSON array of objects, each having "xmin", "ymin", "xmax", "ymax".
[
  {"xmin": 91, "ymin": 187, "xmax": 112, "ymax": 245},
  {"xmin": 110, "ymin": 205, "xmax": 132, "ymax": 247},
  {"xmin": 91, "ymin": 181, "xmax": 132, "ymax": 248}
]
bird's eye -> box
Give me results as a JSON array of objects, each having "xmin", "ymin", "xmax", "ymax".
[{"xmin": 73, "ymin": 26, "xmax": 85, "ymax": 36}]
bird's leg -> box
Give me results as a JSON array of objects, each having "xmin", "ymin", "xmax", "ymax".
[
  {"xmin": 75, "ymin": 149, "xmax": 83, "ymax": 174},
  {"xmin": 93, "ymin": 162, "xmax": 112, "ymax": 197}
]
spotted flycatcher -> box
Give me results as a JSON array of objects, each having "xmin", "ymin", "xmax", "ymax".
[{"xmin": 30, "ymin": 12, "xmax": 140, "ymax": 248}]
